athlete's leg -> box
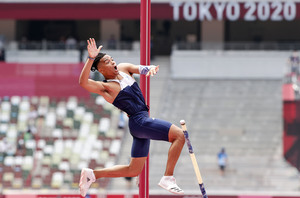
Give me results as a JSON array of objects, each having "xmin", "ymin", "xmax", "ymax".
[
  {"xmin": 93, "ymin": 157, "xmax": 147, "ymax": 178},
  {"xmin": 80, "ymin": 136, "xmax": 149, "ymax": 197},
  {"xmin": 164, "ymin": 124, "xmax": 185, "ymax": 176},
  {"xmin": 158, "ymin": 124, "xmax": 185, "ymax": 194},
  {"xmin": 79, "ymin": 157, "xmax": 147, "ymax": 197}
]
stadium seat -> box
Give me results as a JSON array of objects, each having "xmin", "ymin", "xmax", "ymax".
[
  {"xmin": 4, "ymin": 156, "xmax": 15, "ymax": 167},
  {"xmin": 59, "ymin": 161, "xmax": 70, "ymax": 172},
  {"xmin": 90, "ymin": 123, "xmax": 98, "ymax": 136},
  {"xmin": 99, "ymin": 150, "xmax": 109, "ymax": 164},
  {"xmin": 0, "ymin": 123, "xmax": 8, "ymax": 136},
  {"xmin": 105, "ymin": 160, "xmax": 115, "ymax": 168},
  {"xmin": 74, "ymin": 106, "xmax": 85, "ymax": 121},
  {"xmin": 45, "ymin": 111, "xmax": 56, "ymax": 128},
  {"xmin": 95, "ymin": 95, "xmax": 106, "ymax": 106},
  {"xmin": 51, "ymin": 172, "xmax": 64, "ymax": 188},
  {"xmin": 37, "ymin": 139, "xmax": 46, "ymax": 150},
  {"xmin": 0, "ymin": 102, "xmax": 10, "ymax": 123},
  {"xmin": 82, "ymin": 112, "xmax": 94, "ymax": 124},
  {"xmin": 30, "ymin": 96, "xmax": 39, "ymax": 106},
  {"xmin": 106, "ymin": 129, "xmax": 117, "ymax": 139},
  {"xmin": 25, "ymin": 139, "xmax": 36, "ymax": 150},
  {"xmin": 32, "ymin": 177, "xmax": 43, "ymax": 189},
  {"xmin": 19, "ymin": 100, "xmax": 30, "ymax": 112},
  {"xmin": 93, "ymin": 139, "xmax": 103, "ymax": 151},
  {"xmin": 63, "ymin": 171, "xmax": 73, "ymax": 184},
  {"xmin": 51, "ymin": 153, "xmax": 62, "ymax": 169},
  {"xmin": 109, "ymin": 139, "xmax": 121, "ymax": 156},
  {"xmin": 22, "ymin": 156, "xmax": 33, "ymax": 171},
  {"xmin": 63, "ymin": 117, "xmax": 74, "ymax": 128},
  {"xmin": 52, "ymin": 128, "xmax": 62, "ymax": 139},
  {"xmin": 98, "ymin": 117, "xmax": 111, "ymax": 135},
  {"xmin": 44, "ymin": 144, "xmax": 54, "ymax": 156},
  {"xmin": 42, "ymin": 155, "xmax": 51, "ymax": 167},
  {"xmin": 77, "ymin": 161, "xmax": 88, "ymax": 171},
  {"xmin": 62, "ymin": 139, "xmax": 73, "ymax": 159},
  {"xmin": 79, "ymin": 122, "xmax": 91, "ymax": 139},
  {"xmin": 11, "ymin": 96, "xmax": 21, "ymax": 106},
  {"xmin": 12, "ymin": 178, "xmax": 23, "ymax": 189},
  {"xmin": 1, "ymin": 101, "xmax": 11, "ymax": 112},
  {"xmin": 14, "ymin": 155, "xmax": 23, "ymax": 166},
  {"xmin": 70, "ymin": 154, "xmax": 80, "ymax": 171},
  {"xmin": 2, "ymin": 172, "xmax": 14, "ymax": 187},
  {"xmin": 56, "ymin": 101, "xmax": 67, "ymax": 120},
  {"xmin": 67, "ymin": 96, "xmax": 78, "ymax": 111}
]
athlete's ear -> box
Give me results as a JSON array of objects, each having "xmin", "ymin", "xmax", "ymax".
[{"xmin": 97, "ymin": 63, "xmax": 103, "ymax": 72}]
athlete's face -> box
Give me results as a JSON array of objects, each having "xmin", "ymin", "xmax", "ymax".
[{"xmin": 98, "ymin": 55, "xmax": 118, "ymax": 76}]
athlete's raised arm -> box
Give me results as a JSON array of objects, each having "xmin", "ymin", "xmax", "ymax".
[{"xmin": 79, "ymin": 38, "xmax": 105, "ymax": 94}]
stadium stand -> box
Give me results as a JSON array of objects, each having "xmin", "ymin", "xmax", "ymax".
[{"xmin": 0, "ymin": 94, "xmax": 125, "ymax": 191}]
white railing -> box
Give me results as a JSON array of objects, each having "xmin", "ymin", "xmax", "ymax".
[{"xmin": 173, "ymin": 41, "xmax": 300, "ymax": 51}]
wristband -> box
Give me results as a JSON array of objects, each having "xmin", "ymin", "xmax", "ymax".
[{"xmin": 88, "ymin": 56, "xmax": 95, "ymax": 60}]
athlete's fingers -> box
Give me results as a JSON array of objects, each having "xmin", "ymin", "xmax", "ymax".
[
  {"xmin": 89, "ymin": 38, "xmax": 94, "ymax": 48},
  {"xmin": 151, "ymin": 69, "xmax": 155, "ymax": 76},
  {"xmin": 147, "ymin": 69, "xmax": 153, "ymax": 77},
  {"xmin": 146, "ymin": 72, "xmax": 150, "ymax": 77},
  {"xmin": 98, "ymin": 45, "xmax": 103, "ymax": 52},
  {"xmin": 87, "ymin": 40, "xmax": 92, "ymax": 50},
  {"xmin": 89, "ymin": 38, "xmax": 95, "ymax": 48}
]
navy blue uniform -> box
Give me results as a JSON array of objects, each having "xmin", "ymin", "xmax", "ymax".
[{"xmin": 107, "ymin": 72, "xmax": 172, "ymax": 157}]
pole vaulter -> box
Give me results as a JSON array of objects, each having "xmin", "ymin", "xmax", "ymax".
[{"xmin": 79, "ymin": 1, "xmax": 185, "ymax": 197}]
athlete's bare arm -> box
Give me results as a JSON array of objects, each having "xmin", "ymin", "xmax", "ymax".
[
  {"xmin": 79, "ymin": 58, "xmax": 105, "ymax": 95},
  {"xmin": 79, "ymin": 38, "xmax": 105, "ymax": 95},
  {"xmin": 118, "ymin": 62, "xmax": 160, "ymax": 77}
]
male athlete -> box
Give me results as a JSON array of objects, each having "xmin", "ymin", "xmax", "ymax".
[{"xmin": 79, "ymin": 38, "xmax": 185, "ymax": 196}]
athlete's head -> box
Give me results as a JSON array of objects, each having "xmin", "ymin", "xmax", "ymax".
[{"xmin": 91, "ymin": 52, "xmax": 118, "ymax": 77}]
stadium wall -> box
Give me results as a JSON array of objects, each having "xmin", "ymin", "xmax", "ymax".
[
  {"xmin": 171, "ymin": 50, "xmax": 290, "ymax": 79},
  {"xmin": 0, "ymin": 62, "xmax": 89, "ymax": 98}
]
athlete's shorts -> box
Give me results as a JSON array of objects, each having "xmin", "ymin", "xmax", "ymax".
[{"xmin": 128, "ymin": 111, "xmax": 172, "ymax": 158}]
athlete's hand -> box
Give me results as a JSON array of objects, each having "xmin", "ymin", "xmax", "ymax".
[
  {"xmin": 87, "ymin": 38, "xmax": 103, "ymax": 59},
  {"xmin": 146, "ymin": 65, "xmax": 159, "ymax": 77}
]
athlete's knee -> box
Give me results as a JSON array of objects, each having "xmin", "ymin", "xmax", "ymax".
[
  {"xmin": 169, "ymin": 125, "xmax": 185, "ymax": 144},
  {"xmin": 127, "ymin": 157, "xmax": 147, "ymax": 177},
  {"xmin": 129, "ymin": 168, "xmax": 142, "ymax": 177},
  {"xmin": 128, "ymin": 164, "xmax": 144, "ymax": 177},
  {"xmin": 176, "ymin": 130, "xmax": 185, "ymax": 145}
]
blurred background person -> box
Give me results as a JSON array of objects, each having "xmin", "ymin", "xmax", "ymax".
[{"xmin": 217, "ymin": 147, "xmax": 228, "ymax": 177}]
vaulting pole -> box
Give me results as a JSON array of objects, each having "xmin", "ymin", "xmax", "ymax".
[{"xmin": 139, "ymin": 0, "xmax": 151, "ymax": 198}]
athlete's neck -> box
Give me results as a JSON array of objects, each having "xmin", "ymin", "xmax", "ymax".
[{"xmin": 104, "ymin": 73, "xmax": 122, "ymax": 81}]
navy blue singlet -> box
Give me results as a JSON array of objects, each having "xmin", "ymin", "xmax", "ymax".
[{"xmin": 106, "ymin": 71, "xmax": 172, "ymax": 158}]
